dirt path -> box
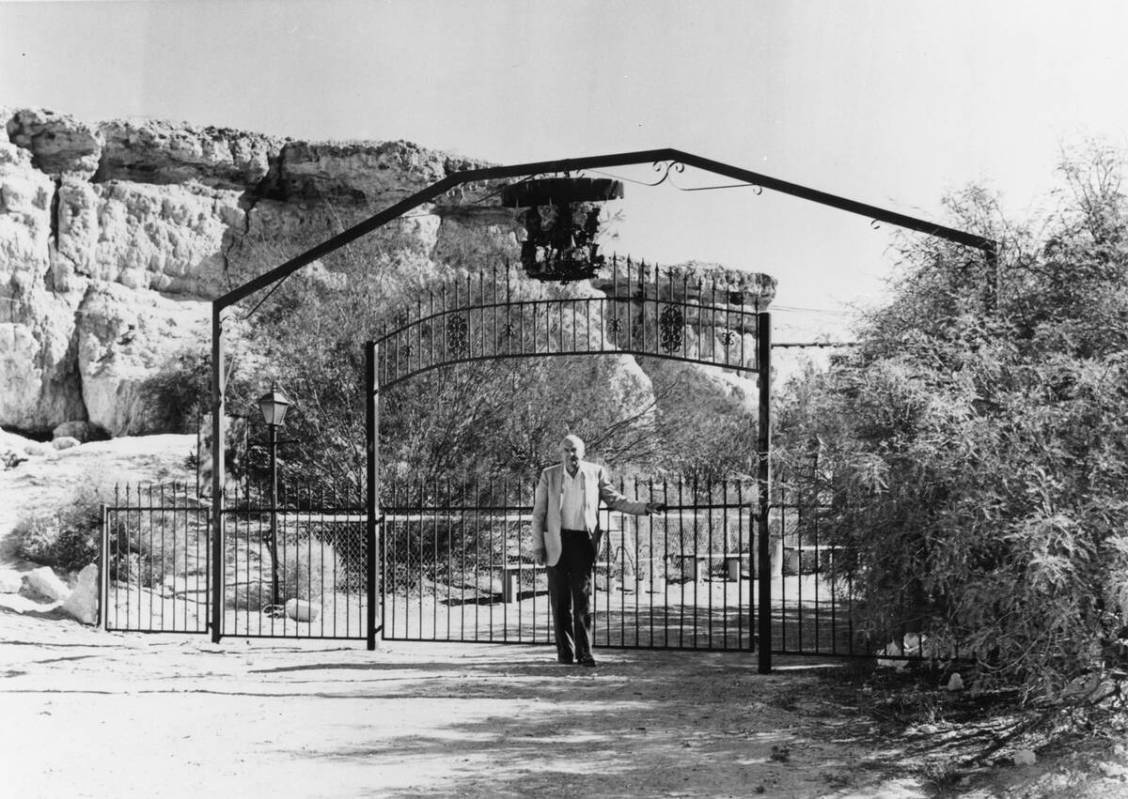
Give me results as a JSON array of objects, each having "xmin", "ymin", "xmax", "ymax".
[{"xmin": 1, "ymin": 611, "xmax": 911, "ymax": 799}]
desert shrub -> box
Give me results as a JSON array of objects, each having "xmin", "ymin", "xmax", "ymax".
[
  {"xmin": 305, "ymin": 521, "xmax": 366, "ymax": 590},
  {"xmin": 108, "ymin": 549, "xmax": 177, "ymax": 588},
  {"xmin": 776, "ymin": 147, "xmax": 1128, "ymax": 702},
  {"xmin": 103, "ymin": 508, "xmax": 190, "ymax": 588},
  {"xmin": 226, "ymin": 535, "xmax": 345, "ymax": 610},
  {"xmin": 13, "ymin": 485, "xmax": 104, "ymax": 571},
  {"xmin": 140, "ymin": 348, "xmax": 210, "ymax": 433}
]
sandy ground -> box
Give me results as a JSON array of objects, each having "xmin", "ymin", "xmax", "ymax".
[
  {"xmin": 4, "ymin": 434, "xmax": 1128, "ymax": 798},
  {"xmin": 2, "ymin": 614, "xmax": 893, "ymax": 799}
]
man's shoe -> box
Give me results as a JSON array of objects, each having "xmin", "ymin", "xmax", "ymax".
[
  {"xmin": 578, "ymin": 656, "xmax": 596, "ymax": 667},
  {"xmin": 557, "ymin": 658, "xmax": 574, "ymax": 665}
]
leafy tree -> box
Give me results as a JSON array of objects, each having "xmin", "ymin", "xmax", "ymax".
[{"xmin": 778, "ymin": 146, "xmax": 1128, "ymax": 702}]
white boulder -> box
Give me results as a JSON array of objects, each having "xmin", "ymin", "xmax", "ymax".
[
  {"xmin": 285, "ymin": 598, "xmax": 320, "ymax": 622},
  {"xmin": 60, "ymin": 563, "xmax": 99, "ymax": 624},
  {"xmin": 0, "ymin": 568, "xmax": 23, "ymax": 593},
  {"xmin": 19, "ymin": 566, "xmax": 70, "ymax": 602}
]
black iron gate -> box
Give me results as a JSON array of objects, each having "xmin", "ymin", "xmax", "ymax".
[
  {"xmin": 381, "ymin": 476, "xmax": 758, "ymax": 650},
  {"xmin": 366, "ymin": 258, "xmax": 777, "ymax": 663}
]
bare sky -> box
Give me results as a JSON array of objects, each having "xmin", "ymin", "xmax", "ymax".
[{"xmin": 3, "ymin": 0, "xmax": 1126, "ymax": 340}]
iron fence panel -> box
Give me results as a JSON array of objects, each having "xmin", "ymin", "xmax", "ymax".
[
  {"xmin": 102, "ymin": 481, "xmax": 368, "ymax": 640},
  {"xmin": 103, "ymin": 484, "xmax": 210, "ymax": 635}
]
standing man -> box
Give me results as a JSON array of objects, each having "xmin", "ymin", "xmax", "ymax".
[{"xmin": 531, "ymin": 434, "xmax": 664, "ymax": 667}]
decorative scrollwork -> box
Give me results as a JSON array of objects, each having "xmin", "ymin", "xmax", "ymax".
[
  {"xmin": 501, "ymin": 322, "xmax": 516, "ymax": 339},
  {"xmin": 720, "ymin": 330, "xmax": 738, "ymax": 348},
  {"xmin": 447, "ymin": 314, "xmax": 469, "ymax": 355},
  {"xmin": 650, "ymin": 160, "xmax": 686, "ymax": 187},
  {"xmin": 659, "ymin": 305, "xmax": 684, "ymax": 353},
  {"xmin": 607, "ymin": 316, "xmax": 623, "ymax": 336}
]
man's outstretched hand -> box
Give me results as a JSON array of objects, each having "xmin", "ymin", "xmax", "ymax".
[{"xmin": 646, "ymin": 502, "xmax": 667, "ymax": 514}]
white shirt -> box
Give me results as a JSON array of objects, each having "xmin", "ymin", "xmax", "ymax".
[{"xmin": 560, "ymin": 467, "xmax": 586, "ymax": 530}]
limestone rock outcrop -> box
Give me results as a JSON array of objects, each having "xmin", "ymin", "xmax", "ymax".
[
  {"xmin": 0, "ymin": 106, "xmax": 774, "ymax": 443},
  {"xmin": 0, "ymin": 109, "xmax": 496, "ymax": 437},
  {"xmin": 267, "ymin": 140, "xmax": 447, "ymax": 204},
  {"xmin": 75, "ymin": 281, "xmax": 210, "ymax": 435},
  {"xmin": 6, "ymin": 108, "xmax": 102, "ymax": 179},
  {"xmin": 95, "ymin": 118, "xmax": 278, "ymax": 189}
]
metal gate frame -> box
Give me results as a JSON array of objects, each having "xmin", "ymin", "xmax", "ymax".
[
  {"xmin": 208, "ymin": 148, "xmax": 997, "ymax": 674},
  {"xmin": 367, "ymin": 260, "xmax": 770, "ymax": 657}
]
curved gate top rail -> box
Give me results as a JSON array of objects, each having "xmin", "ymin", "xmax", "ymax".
[{"xmin": 373, "ymin": 255, "xmax": 775, "ymax": 389}]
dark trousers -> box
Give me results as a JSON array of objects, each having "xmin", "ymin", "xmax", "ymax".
[{"xmin": 547, "ymin": 528, "xmax": 597, "ymax": 662}]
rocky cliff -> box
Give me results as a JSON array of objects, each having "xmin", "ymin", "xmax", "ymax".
[
  {"xmin": 0, "ymin": 109, "xmax": 510, "ymax": 437},
  {"xmin": 0, "ymin": 108, "xmax": 773, "ymax": 441}
]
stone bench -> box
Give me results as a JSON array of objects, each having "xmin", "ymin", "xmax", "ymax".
[
  {"xmin": 499, "ymin": 563, "xmax": 545, "ymax": 603},
  {"xmin": 671, "ymin": 554, "xmax": 749, "ymax": 581},
  {"xmin": 782, "ymin": 545, "xmax": 841, "ymax": 575}
]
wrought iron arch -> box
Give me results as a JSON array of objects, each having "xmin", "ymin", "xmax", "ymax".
[
  {"xmin": 209, "ymin": 147, "xmax": 996, "ymax": 673},
  {"xmin": 372, "ymin": 258, "xmax": 767, "ymax": 392}
]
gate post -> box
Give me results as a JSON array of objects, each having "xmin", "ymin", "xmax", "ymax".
[
  {"xmin": 756, "ymin": 312, "xmax": 772, "ymax": 673},
  {"xmin": 365, "ymin": 341, "xmax": 380, "ymax": 651},
  {"xmin": 210, "ymin": 304, "xmax": 225, "ymax": 643},
  {"xmin": 100, "ymin": 503, "xmax": 109, "ymax": 629}
]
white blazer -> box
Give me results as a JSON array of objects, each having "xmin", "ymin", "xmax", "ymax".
[{"xmin": 531, "ymin": 461, "xmax": 649, "ymax": 566}]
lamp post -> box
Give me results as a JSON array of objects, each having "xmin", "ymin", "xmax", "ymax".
[{"xmin": 257, "ymin": 386, "xmax": 291, "ymax": 606}]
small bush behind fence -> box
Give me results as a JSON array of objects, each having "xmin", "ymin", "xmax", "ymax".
[{"xmin": 771, "ymin": 455, "xmax": 969, "ymax": 663}]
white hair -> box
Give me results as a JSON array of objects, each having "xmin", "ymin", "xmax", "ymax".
[{"xmin": 561, "ymin": 434, "xmax": 585, "ymax": 455}]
